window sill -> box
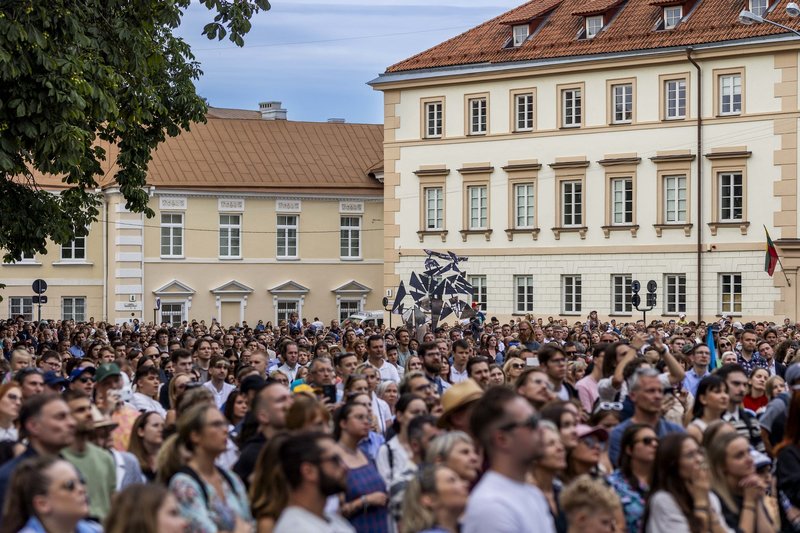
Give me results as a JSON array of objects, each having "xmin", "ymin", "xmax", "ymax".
[
  {"xmin": 662, "ymin": 116, "xmax": 686, "ymax": 121},
  {"xmin": 219, "ymin": 257, "xmax": 244, "ymax": 261},
  {"xmin": 52, "ymin": 261, "xmax": 94, "ymax": 266},
  {"xmin": 340, "ymin": 257, "xmax": 363, "ymax": 262},
  {"xmin": 551, "ymin": 226, "xmax": 588, "ymax": 240},
  {"xmin": 468, "ymin": 132, "xmax": 487, "ymax": 137},
  {"xmin": 417, "ymin": 230, "xmax": 448, "ymax": 243},
  {"xmin": 512, "ymin": 312, "xmax": 534, "ymax": 316},
  {"xmin": 505, "ymin": 228, "xmax": 541, "ymax": 241},
  {"xmin": 608, "ymin": 313, "xmax": 634, "ymax": 317},
  {"xmin": 459, "ymin": 229, "xmax": 493, "ymax": 242},
  {"xmin": 561, "ymin": 312, "xmax": 582, "ymax": 316},
  {"xmin": 708, "ymin": 221, "xmax": 749, "ymax": 236},
  {"xmin": 513, "ymin": 128, "xmax": 534, "ymax": 134},
  {"xmin": 716, "ymin": 313, "xmax": 742, "ymax": 318},
  {"xmin": 611, "ymin": 121, "xmax": 633, "ymax": 126},
  {"xmin": 2, "ymin": 262, "xmax": 41, "ymax": 266},
  {"xmin": 559, "ymin": 125, "xmax": 582, "ymax": 130},
  {"xmin": 602, "ymin": 224, "xmax": 639, "ymax": 238},
  {"xmin": 160, "ymin": 256, "xmax": 185, "ymax": 260},
  {"xmin": 654, "ymin": 223, "xmax": 693, "ymax": 237},
  {"xmin": 276, "ymin": 257, "xmax": 301, "ymax": 261}
]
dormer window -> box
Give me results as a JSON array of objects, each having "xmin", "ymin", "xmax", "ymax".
[
  {"xmin": 663, "ymin": 5, "xmax": 683, "ymax": 28},
  {"xmin": 749, "ymin": 0, "xmax": 768, "ymax": 15},
  {"xmin": 512, "ymin": 24, "xmax": 530, "ymax": 46},
  {"xmin": 585, "ymin": 15, "xmax": 604, "ymax": 38}
]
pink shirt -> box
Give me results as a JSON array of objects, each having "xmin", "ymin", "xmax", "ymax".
[{"xmin": 576, "ymin": 374, "xmax": 599, "ymax": 413}]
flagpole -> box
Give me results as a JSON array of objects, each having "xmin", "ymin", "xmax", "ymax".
[{"xmin": 765, "ymin": 225, "xmax": 792, "ymax": 287}]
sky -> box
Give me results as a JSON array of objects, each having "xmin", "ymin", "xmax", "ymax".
[{"xmin": 176, "ymin": 1, "xmax": 524, "ymax": 124}]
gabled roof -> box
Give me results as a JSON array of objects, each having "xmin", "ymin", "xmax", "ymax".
[
  {"xmin": 571, "ymin": 0, "xmax": 625, "ymax": 16},
  {"xmin": 210, "ymin": 280, "xmax": 255, "ymax": 294},
  {"xmin": 498, "ymin": 0, "xmax": 564, "ymax": 24},
  {"xmin": 385, "ymin": 0, "xmax": 799, "ymax": 73},
  {"xmin": 153, "ymin": 280, "xmax": 196, "ymax": 296},
  {"xmin": 332, "ymin": 280, "xmax": 372, "ymax": 294},
  {"xmin": 268, "ymin": 281, "xmax": 310, "ymax": 294}
]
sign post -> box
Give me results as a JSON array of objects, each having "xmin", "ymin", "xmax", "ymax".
[
  {"xmin": 631, "ymin": 279, "xmax": 658, "ymax": 324},
  {"xmin": 154, "ymin": 297, "xmax": 161, "ymax": 326},
  {"xmin": 32, "ymin": 279, "xmax": 48, "ymax": 323}
]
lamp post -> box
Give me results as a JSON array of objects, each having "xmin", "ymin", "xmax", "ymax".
[{"xmin": 738, "ymin": 3, "xmax": 800, "ymax": 36}]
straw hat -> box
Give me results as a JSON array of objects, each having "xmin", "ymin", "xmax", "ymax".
[{"xmin": 437, "ymin": 379, "xmax": 484, "ymax": 428}]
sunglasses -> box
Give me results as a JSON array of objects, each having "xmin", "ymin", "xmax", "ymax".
[
  {"xmin": 580, "ymin": 435, "xmax": 606, "ymax": 449},
  {"xmin": 61, "ymin": 478, "xmax": 87, "ymax": 492},
  {"xmin": 594, "ymin": 401, "xmax": 624, "ymax": 414},
  {"xmin": 510, "ymin": 363, "xmax": 525, "ymax": 370},
  {"xmin": 499, "ymin": 414, "xmax": 540, "ymax": 432},
  {"xmin": 635, "ymin": 437, "xmax": 659, "ymax": 446}
]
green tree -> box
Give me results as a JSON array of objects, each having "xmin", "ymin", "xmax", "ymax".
[{"xmin": 0, "ymin": 0, "xmax": 270, "ymax": 262}]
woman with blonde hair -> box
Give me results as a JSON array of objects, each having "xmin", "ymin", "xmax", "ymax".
[
  {"xmin": 286, "ymin": 393, "xmax": 331, "ymax": 433},
  {"xmin": 426, "ymin": 431, "xmax": 481, "ymax": 483},
  {"xmin": 502, "ymin": 356, "xmax": 526, "ymax": 384},
  {"xmin": 400, "ymin": 464, "xmax": 468, "ymax": 533},
  {"xmin": 559, "ymin": 475, "xmax": 620, "ymax": 533},
  {"xmin": 0, "ymin": 382, "xmax": 22, "ymax": 442}
]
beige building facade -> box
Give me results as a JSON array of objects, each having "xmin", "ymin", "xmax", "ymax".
[{"xmin": 2, "ymin": 104, "xmax": 385, "ymax": 325}]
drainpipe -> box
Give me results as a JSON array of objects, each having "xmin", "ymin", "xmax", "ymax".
[
  {"xmin": 687, "ymin": 48, "xmax": 702, "ymax": 322},
  {"xmin": 102, "ymin": 190, "xmax": 108, "ymax": 322}
]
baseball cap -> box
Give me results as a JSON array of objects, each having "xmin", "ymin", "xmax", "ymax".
[
  {"xmin": 69, "ymin": 366, "xmax": 96, "ymax": 383},
  {"xmin": 94, "ymin": 363, "xmax": 121, "ymax": 384},
  {"xmin": 43, "ymin": 371, "xmax": 68, "ymax": 388}
]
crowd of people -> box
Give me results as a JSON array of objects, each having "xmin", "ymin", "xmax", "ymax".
[{"xmin": 0, "ymin": 310, "xmax": 798, "ymax": 533}]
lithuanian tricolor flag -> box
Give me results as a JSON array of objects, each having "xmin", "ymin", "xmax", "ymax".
[{"xmin": 765, "ymin": 227, "xmax": 779, "ymax": 276}]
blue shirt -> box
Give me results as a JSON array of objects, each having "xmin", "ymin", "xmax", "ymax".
[
  {"xmin": 682, "ymin": 367, "xmax": 710, "ymax": 397},
  {"xmin": 69, "ymin": 345, "xmax": 85, "ymax": 358},
  {"xmin": 19, "ymin": 516, "xmax": 101, "ymax": 533},
  {"xmin": 609, "ymin": 417, "xmax": 685, "ymax": 467}
]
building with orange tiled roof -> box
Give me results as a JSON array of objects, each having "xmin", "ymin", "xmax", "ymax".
[
  {"xmin": 371, "ymin": 0, "xmax": 800, "ymax": 321},
  {"xmin": 2, "ymin": 102, "xmax": 385, "ymax": 325}
]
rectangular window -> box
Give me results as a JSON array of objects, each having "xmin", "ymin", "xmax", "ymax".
[
  {"xmin": 425, "ymin": 187, "xmax": 443, "ymax": 230},
  {"xmin": 562, "ymin": 88, "xmax": 582, "ymax": 127},
  {"xmin": 720, "ymin": 74, "xmax": 742, "ymax": 115},
  {"xmin": 612, "ymin": 83, "xmax": 633, "ymax": 124},
  {"xmin": 160, "ymin": 213, "xmax": 184, "ymax": 258},
  {"xmin": 340, "ymin": 216, "xmax": 361, "ymax": 259},
  {"xmin": 719, "ymin": 172, "xmax": 743, "ymax": 221},
  {"xmin": 664, "ymin": 175, "xmax": 687, "ymax": 223},
  {"xmin": 561, "ymin": 180, "xmax": 583, "ymax": 227},
  {"xmin": 9, "ymin": 297, "xmax": 33, "ymax": 321},
  {"xmin": 469, "ymin": 275, "xmax": 487, "ymax": 311},
  {"xmin": 61, "ymin": 236, "xmax": 86, "ymax": 261},
  {"xmin": 277, "ymin": 215, "xmax": 298, "ymax": 258},
  {"xmin": 425, "ymin": 101, "xmax": 443, "ymax": 138},
  {"xmin": 339, "ymin": 300, "xmax": 362, "ymax": 323},
  {"xmin": 611, "ymin": 274, "xmax": 633, "ymax": 314},
  {"xmin": 719, "ymin": 273, "xmax": 742, "ymax": 314},
  {"xmin": 586, "ymin": 15, "xmax": 603, "ymax": 38},
  {"xmin": 515, "ymin": 183, "xmax": 535, "ymax": 228},
  {"xmin": 665, "ymin": 79, "xmax": 686, "ymax": 119},
  {"xmin": 663, "ymin": 5, "xmax": 682, "ymax": 28},
  {"xmin": 219, "ymin": 214, "xmax": 241, "ymax": 258},
  {"xmin": 611, "ymin": 178, "xmax": 633, "ymax": 225},
  {"xmin": 562, "ymin": 275, "xmax": 582, "ymax": 314},
  {"xmin": 468, "ymin": 97, "xmax": 487, "ymax": 135},
  {"xmin": 750, "ymin": 0, "xmax": 768, "ymax": 16},
  {"xmin": 277, "ymin": 300, "xmax": 299, "ymax": 324},
  {"xmin": 512, "ymin": 24, "xmax": 529, "ymax": 46},
  {"xmin": 62, "ymin": 297, "xmax": 86, "ymax": 322},
  {"xmin": 664, "ymin": 274, "xmax": 687, "ymax": 314},
  {"xmin": 468, "ymin": 186, "xmax": 488, "ymax": 229},
  {"xmin": 515, "ymin": 93, "xmax": 534, "ymax": 131},
  {"xmin": 161, "ymin": 303, "xmax": 184, "ymax": 327},
  {"xmin": 515, "ymin": 275, "xmax": 534, "ymax": 313}
]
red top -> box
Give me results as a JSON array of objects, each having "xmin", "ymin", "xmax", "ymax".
[{"xmin": 743, "ymin": 394, "xmax": 769, "ymax": 412}]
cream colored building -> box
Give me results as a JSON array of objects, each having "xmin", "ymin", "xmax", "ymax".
[
  {"xmin": 2, "ymin": 103, "xmax": 385, "ymax": 325},
  {"xmin": 371, "ymin": 0, "xmax": 800, "ymax": 322}
]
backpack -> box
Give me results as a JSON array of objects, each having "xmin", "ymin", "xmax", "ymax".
[{"xmin": 176, "ymin": 465, "xmax": 238, "ymax": 507}]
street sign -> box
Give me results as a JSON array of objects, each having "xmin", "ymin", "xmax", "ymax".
[
  {"xmin": 32, "ymin": 279, "xmax": 47, "ymax": 295},
  {"xmin": 32, "ymin": 295, "xmax": 48, "ymax": 304},
  {"xmin": 647, "ymin": 280, "xmax": 658, "ymax": 293},
  {"xmin": 647, "ymin": 292, "xmax": 657, "ymax": 307},
  {"xmin": 155, "ymin": 297, "xmax": 161, "ymax": 310},
  {"xmin": 631, "ymin": 294, "xmax": 642, "ymax": 307},
  {"xmin": 630, "ymin": 280, "xmax": 641, "ymax": 293}
]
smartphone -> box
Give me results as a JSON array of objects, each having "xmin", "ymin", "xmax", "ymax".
[
  {"xmin": 526, "ymin": 357, "xmax": 540, "ymax": 367},
  {"xmin": 321, "ymin": 384, "xmax": 337, "ymax": 404}
]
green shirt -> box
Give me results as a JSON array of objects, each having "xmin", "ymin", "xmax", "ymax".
[{"xmin": 62, "ymin": 442, "xmax": 116, "ymax": 520}]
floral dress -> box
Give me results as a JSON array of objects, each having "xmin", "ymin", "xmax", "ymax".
[
  {"xmin": 607, "ymin": 470, "xmax": 648, "ymax": 533},
  {"xmin": 170, "ymin": 467, "xmax": 253, "ymax": 533}
]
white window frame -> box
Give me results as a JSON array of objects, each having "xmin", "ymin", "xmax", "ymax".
[
  {"xmin": 160, "ymin": 302, "xmax": 185, "ymax": 327},
  {"xmin": 664, "ymin": 175, "xmax": 687, "ymax": 223},
  {"xmin": 468, "ymin": 97, "xmax": 487, "ymax": 135},
  {"xmin": 664, "ymin": 274, "xmax": 687, "ymax": 314},
  {"xmin": 719, "ymin": 172, "xmax": 744, "ymax": 222},
  {"xmin": 160, "ymin": 212, "xmax": 184, "ymax": 258},
  {"xmin": 276, "ymin": 299, "xmax": 300, "ymax": 325},
  {"xmin": 585, "ymin": 15, "xmax": 603, "ymax": 38},
  {"xmin": 469, "ymin": 275, "xmax": 487, "ymax": 311},
  {"xmin": 663, "ymin": 5, "xmax": 682, "ymax": 28},
  {"xmin": 62, "ymin": 297, "xmax": 86, "ymax": 322},
  {"xmin": 425, "ymin": 187, "xmax": 444, "ymax": 230},
  {"xmin": 340, "ymin": 216, "xmax": 361, "ymax": 259},
  {"xmin": 612, "ymin": 83, "xmax": 633, "ymax": 124},
  {"xmin": 277, "ymin": 215, "xmax": 299, "ymax": 259},
  {"xmin": 611, "ymin": 178, "xmax": 633, "ymax": 225},
  {"xmin": 468, "ymin": 185, "xmax": 488, "ymax": 230},
  {"xmin": 665, "ymin": 79, "xmax": 686, "ymax": 119},
  {"xmin": 562, "ymin": 275, "xmax": 582, "ymax": 314},
  {"xmin": 338, "ymin": 299, "xmax": 362, "ymax": 323},
  {"xmin": 9, "ymin": 297, "xmax": 33, "ymax": 321},
  {"xmin": 61, "ymin": 236, "xmax": 86, "ymax": 261},
  {"xmin": 219, "ymin": 214, "xmax": 241, "ymax": 259},
  {"xmin": 749, "ymin": 0, "xmax": 769, "ymax": 16},
  {"xmin": 512, "ymin": 24, "xmax": 529, "ymax": 46},
  {"xmin": 561, "ymin": 180, "xmax": 583, "ymax": 227},
  {"xmin": 562, "ymin": 88, "xmax": 582, "ymax": 128},
  {"xmin": 425, "ymin": 101, "xmax": 443, "ymax": 138},
  {"xmin": 719, "ymin": 74, "xmax": 742, "ymax": 115},
  {"xmin": 719, "ymin": 273, "xmax": 743, "ymax": 315},
  {"xmin": 514, "ymin": 183, "xmax": 535, "ymax": 229},
  {"xmin": 515, "ymin": 275, "xmax": 534, "ymax": 313},
  {"xmin": 14, "ymin": 251, "xmax": 36, "ymax": 264},
  {"xmin": 515, "ymin": 93, "xmax": 534, "ymax": 131},
  {"xmin": 611, "ymin": 274, "xmax": 633, "ymax": 314}
]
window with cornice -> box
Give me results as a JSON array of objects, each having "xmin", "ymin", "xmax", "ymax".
[
  {"xmin": 512, "ymin": 24, "xmax": 529, "ymax": 46},
  {"xmin": 663, "ymin": 6, "xmax": 682, "ymax": 28},
  {"xmin": 585, "ymin": 15, "xmax": 603, "ymax": 38}
]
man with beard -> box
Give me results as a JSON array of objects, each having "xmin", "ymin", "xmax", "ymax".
[
  {"xmin": 273, "ymin": 432, "xmax": 354, "ymax": 532},
  {"xmin": 463, "ymin": 387, "xmax": 554, "ymax": 533},
  {"xmin": 61, "ymin": 389, "xmax": 116, "ymax": 521},
  {"xmin": 419, "ymin": 341, "xmax": 449, "ymax": 395}
]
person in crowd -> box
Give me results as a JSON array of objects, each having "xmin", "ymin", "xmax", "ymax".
[
  {"xmin": 559, "ymin": 475, "xmax": 621, "ymax": 533},
  {"xmin": 377, "ymin": 381, "xmax": 399, "ymax": 417},
  {"xmin": 706, "ymin": 431, "xmax": 774, "ymax": 532},
  {"xmin": 367, "ymin": 335, "xmax": 400, "ymax": 384},
  {"xmin": 403, "ymin": 355, "xmax": 423, "ymax": 376},
  {"xmin": 127, "ymin": 411, "xmax": 165, "ymax": 481},
  {"xmin": 765, "ymin": 375, "xmax": 786, "ymax": 401},
  {"xmin": 0, "ymin": 383, "xmax": 22, "ymax": 442},
  {"xmin": 738, "ymin": 330, "xmax": 767, "ymax": 375},
  {"xmin": 537, "ymin": 346, "xmax": 577, "ymax": 401},
  {"xmin": 743, "ymin": 367, "xmax": 770, "ymax": 414},
  {"xmin": 516, "ymin": 366, "xmax": 556, "ymax": 411},
  {"xmin": 356, "ymin": 363, "xmax": 392, "ymax": 435},
  {"xmin": 15, "ymin": 368, "xmax": 45, "ymax": 400},
  {"xmin": 436, "ymin": 379, "xmax": 483, "ymax": 433},
  {"xmin": 249, "ymin": 434, "xmax": 289, "ymax": 533},
  {"xmin": 540, "ymin": 401, "xmax": 580, "ymax": 451},
  {"xmin": 607, "ymin": 423, "xmax": 658, "ymax": 533},
  {"xmin": 487, "ymin": 363, "xmax": 505, "ymax": 386},
  {"xmin": 591, "ymin": 401, "xmax": 623, "ymax": 433},
  {"xmin": 465, "ymin": 357, "xmax": 491, "ymax": 390},
  {"xmin": 448, "ymin": 339, "xmax": 470, "ymax": 384},
  {"xmin": 192, "ymin": 339, "xmax": 214, "ymax": 383},
  {"xmin": 130, "ymin": 365, "xmax": 167, "ymax": 417},
  {"xmin": 376, "ymin": 394, "xmax": 428, "ymax": 486},
  {"xmin": 502, "ymin": 356, "xmax": 526, "ymax": 385},
  {"xmin": 165, "ymin": 372, "xmax": 195, "ymax": 426},
  {"xmin": 530, "ymin": 420, "xmax": 568, "ymax": 533},
  {"xmin": 203, "ymin": 356, "xmax": 236, "ymax": 410},
  {"xmin": 0, "ymin": 456, "xmax": 96, "ymax": 533},
  {"xmin": 481, "ymin": 335, "xmax": 503, "ymax": 364},
  {"xmin": 105, "ymin": 483, "xmax": 188, "ymax": 533},
  {"xmin": 223, "ymin": 389, "xmax": 248, "ymax": 429},
  {"xmin": 426, "ymin": 430, "xmax": 481, "ymax": 484},
  {"xmin": 277, "ymin": 342, "xmax": 301, "ymax": 383},
  {"xmin": 400, "ymin": 464, "xmax": 468, "ymax": 533},
  {"xmin": 335, "ymin": 399, "xmax": 389, "ymax": 533},
  {"xmin": 462, "ymin": 387, "xmax": 555, "ymax": 533},
  {"xmin": 774, "ymin": 390, "xmax": 800, "ymax": 531},
  {"xmin": 717, "ymin": 364, "xmax": 765, "ymax": 452},
  {"xmin": 166, "ymin": 403, "xmax": 254, "ymax": 532},
  {"xmin": 576, "ymin": 348, "xmax": 604, "ymax": 412},
  {"xmin": 564, "ymin": 424, "xmax": 608, "ymax": 482},
  {"xmin": 418, "ymin": 342, "xmax": 448, "ymax": 395},
  {"xmin": 760, "ymin": 363, "xmax": 800, "ymax": 455},
  {"xmin": 687, "ymin": 375, "xmax": 730, "ymax": 443},
  {"xmin": 682, "ymin": 343, "xmax": 712, "ymax": 397}
]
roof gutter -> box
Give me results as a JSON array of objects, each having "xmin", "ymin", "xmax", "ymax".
[{"xmin": 686, "ymin": 47, "xmax": 703, "ymax": 322}]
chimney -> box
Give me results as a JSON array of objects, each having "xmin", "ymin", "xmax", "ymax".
[
  {"xmin": 259, "ymin": 101, "xmax": 287, "ymax": 120},
  {"xmin": 327, "ymin": 118, "xmax": 346, "ymax": 123}
]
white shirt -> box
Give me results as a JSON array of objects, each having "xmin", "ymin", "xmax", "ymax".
[
  {"xmin": 371, "ymin": 392, "xmax": 393, "ymax": 435},
  {"xmin": 372, "ymin": 359, "xmax": 401, "ymax": 383},
  {"xmin": 202, "ymin": 380, "xmax": 236, "ymax": 410},
  {"xmin": 274, "ymin": 506, "xmax": 355, "ymax": 533},
  {"xmin": 646, "ymin": 491, "xmax": 732, "ymax": 533},
  {"xmin": 278, "ymin": 363, "xmax": 300, "ymax": 382},
  {"xmin": 128, "ymin": 392, "xmax": 167, "ymax": 418},
  {"xmin": 450, "ymin": 365, "xmax": 469, "ymax": 384},
  {"xmin": 463, "ymin": 471, "xmax": 555, "ymax": 533}
]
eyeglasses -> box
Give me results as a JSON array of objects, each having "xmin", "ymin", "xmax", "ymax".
[
  {"xmin": 499, "ymin": 414, "xmax": 540, "ymax": 432},
  {"xmin": 579, "ymin": 435, "xmax": 606, "ymax": 449},
  {"xmin": 77, "ymin": 377, "xmax": 93, "ymax": 384},
  {"xmin": 635, "ymin": 437, "xmax": 659, "ymax": 446},
  {"xmin": 510, "ymin": 363, "xmax": 525, "ymax": 370},
  {"xmin": 594, "ymin": 401, "xmax": 624, "ymax": 414},
  {"xmin": 60, "ymin": 478, "xmax": 87, "ymax": 492}
]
